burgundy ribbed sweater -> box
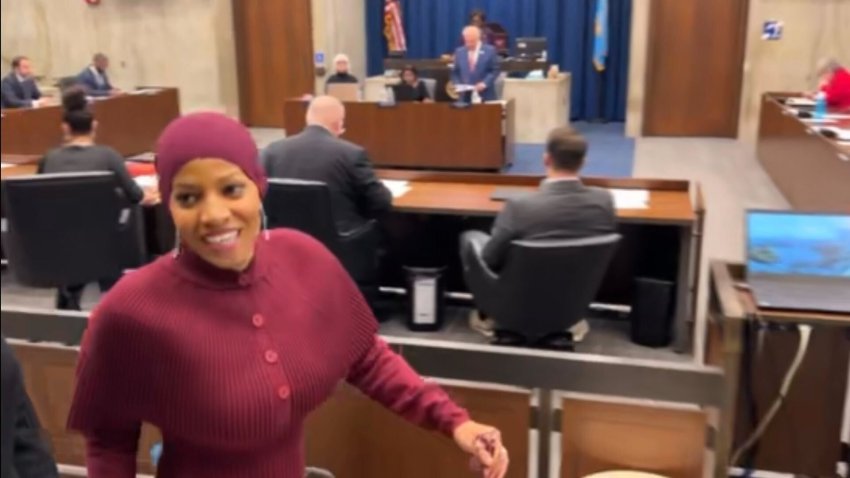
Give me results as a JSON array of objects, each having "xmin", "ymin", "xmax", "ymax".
[{"xmin": 67, "ymin": 229, "xmax": 469, "ymax": 477}]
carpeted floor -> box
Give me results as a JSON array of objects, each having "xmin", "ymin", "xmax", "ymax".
[{"xmin": 507, "ymin": 121, "xmax": 635, "ymax": 177}]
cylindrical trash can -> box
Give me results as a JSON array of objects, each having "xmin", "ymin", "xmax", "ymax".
[
  {"xmin": 629, "ymin": 277, "xmax": 674, "ymax": 347},
  {"xmin": 404, "ymin": 266, "xmax": 446, "ymax": 332}
]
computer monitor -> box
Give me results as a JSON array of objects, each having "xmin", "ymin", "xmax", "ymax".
[
  {"xmin": 515, "ymin": 37, "xmax": 547, "ymax": 60},
  {"xmin": 746, "ymin": 210, "xmax": 850, "ymax": 279}
]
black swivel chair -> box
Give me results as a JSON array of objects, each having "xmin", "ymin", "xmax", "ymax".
[
  {"xmin": 1, "ymin": 172, "xmax": 147, "ymax": 288},
  {"xmin": 461, "ymin": 233, "xmax": 621, "ymax": 349},
  {"xmin": 263, "ymin": 179, "xmax": 379, "ymax": 286}
]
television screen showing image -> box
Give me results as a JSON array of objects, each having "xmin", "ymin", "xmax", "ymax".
[{"xmin": 746, "ymin": 211, "xmax": 850, "ymax": 278}]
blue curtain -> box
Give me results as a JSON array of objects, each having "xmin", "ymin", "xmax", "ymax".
[{"xmin": 365, "ymin": 0, "xmax": 631, "ymax": 121}]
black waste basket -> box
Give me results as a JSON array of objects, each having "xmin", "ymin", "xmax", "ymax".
[{"xmin": 630, "ymin": 277, "xmax": 675, "ymax": 347}]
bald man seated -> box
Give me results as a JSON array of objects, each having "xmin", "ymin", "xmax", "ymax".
[
  {"xmin": 451, "ymin": 25, "xmax": 500, "ymax": 102},
  {"xmin": 261, "ymin": 95, "xmax": 391, "ymax": 234}
]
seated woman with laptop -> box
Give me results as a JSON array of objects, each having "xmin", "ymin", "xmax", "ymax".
[{"xmin": 392, "ymin": 65, "xmax": 433, "ymax": 103}]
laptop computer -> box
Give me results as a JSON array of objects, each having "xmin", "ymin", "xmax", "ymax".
[
  {"xmin": 391, "ymin": 84, "xmax": 418, "ymax": 102},
  {"xmin": 745, "ymin": 210, "xmax": 850, "ymax": 314},
  {"xmin": 326, "ymin": 83, "xmax": 359, "ymax": 102}
]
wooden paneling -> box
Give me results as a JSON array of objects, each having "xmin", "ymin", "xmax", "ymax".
[
  {"xmin": 10, "ymin": 343, "xmax": 161, "ymax": 474},
  {"xmin": 10, "ymin": 342, "xmax": 529, "ymax": 478},
  {"xmin": 643, "ymin": 0, "xmax": 749, "ymax": 137},
  {"xmin": 561, "ymin": 398, "xmax": 707, "ymax": 478},
  {"xmin": 305, "ymin": 384, "xmax": 530, "ymax": 478},
  {"xmin": 756, "ymin": 94, "xmax": 850, "ymax": 212},
  {"xmin": 232, "ymin": 0, "xmax": 314, "ymax": 127},
  {"xmin": 283, "ymin": 100, "xmax": 513, "ymax": 170},
  {"xmin": 1, "ymin": 89, "xmax": 180, "ymax": 156}
]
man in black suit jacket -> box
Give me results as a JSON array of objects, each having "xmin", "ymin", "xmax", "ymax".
[
  {"xmin": 76, "ymin": 53, "xmax": 116, "ymax": 97},
  {"xmin": 262, "ymin": 95, "xmax": 391, "ymax": 233},
  {"xmin": 462, "ymin": 127, "xmax": 616, "ymax": 337},
  {"xmin": 1, "ymin": 56, "xmax": 43, "ymax": 109},
  {"xmin": 1, "ymin": 337, "xmax": 59, "ymax": 478}
]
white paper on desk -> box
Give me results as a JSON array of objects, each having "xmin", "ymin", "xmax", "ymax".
[
  {"xmin": 610, "ymin": 189, "xmax": 649, "ymax": 209},
  {"xmin": 127, "ymin": 152, "xmax": 156, "ymax": 162},
  {"xmin": 0, "ymin": 163, "xmax": 13, "ymax": 169},
  {"xmin": 381, "ymin": 179, "xmax": 410, "ymax": 198},
  {"xmin": 801, "ymin": 118, "xmax": 837, "ymax": 124},
  {"xmin": 454, "ymin": 84, "xmax": 475, "ymax": 93},
  {"xmin": 826, "ymin": 114, "xmax": 850, "ymax": 120},
  {"xmin": 131, "ymin": 88, "xmax": 162, "ymax": 95},
  {"xmin": 786, "ymin": 97, "xmax": 815, "ymax": 107},
  {"xmin": 134, "ymin": 175, "xmax": 158, "ymax": 189}
]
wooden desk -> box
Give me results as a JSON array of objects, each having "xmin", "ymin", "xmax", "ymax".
[
  {"xmin": 376, "ymin": 170, "xmax": 705, "ymax": 353},
  {"xmin": 283, "ymin": 100, "xmax": 515, "ymax": 171},
  {"xmin": 0, "ymin": 154, "xmax": 40, "ymax": 179},
  {"xmin": 707, "ymin": 261, "xmax": 849, "ymax": 476},
  {"xmin": 756, "ymin": 94, "xmax": 850, "ymax": 211},
  {"xmin": 1, "ymin": 88, "xmax": 180, "ymax": 157}
]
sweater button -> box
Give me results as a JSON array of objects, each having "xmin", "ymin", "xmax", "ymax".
[
  {"xmin": 264, "ymin": 350, "xmax": 279, "ymax": 364},
  {"xmin": 277, "ymin": 385, "xmax": 290, "ymax": 400},
  {"xmin": 252, "ymin": 314, "xmax": 265, "ymax": 328}
]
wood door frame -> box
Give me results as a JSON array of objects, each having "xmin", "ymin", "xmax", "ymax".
[{"xmin": 642, "ymin": 0, "xmax": 751, "ymax": 137}]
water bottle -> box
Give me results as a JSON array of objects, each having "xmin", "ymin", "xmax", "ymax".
[{"xmin": 814, "ymin": 91, "xmax": 827, "ymax": 119}]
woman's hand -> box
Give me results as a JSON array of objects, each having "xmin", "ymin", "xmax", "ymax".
[{"xmin": 453, "ymin": 421, "xmax": 509, "ymax": 478}]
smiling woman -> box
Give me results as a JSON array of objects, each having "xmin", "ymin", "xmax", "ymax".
[{"xmin": 66, "ymin": 112, "xmax": 509, "ymax": 478}]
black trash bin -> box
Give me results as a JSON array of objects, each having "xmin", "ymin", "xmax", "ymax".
[
  {"xmin": 404, "ymin": 266, "xmax": 446, "ymax": 332},
  {"xmin": 630, "ymin": 277, "xmax": 675, "ymax": 347}
]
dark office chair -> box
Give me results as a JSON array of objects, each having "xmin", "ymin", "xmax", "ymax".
[
  {"xmin": 0, "ymin": 172, "xmax": 147, "ymax": 288},
  {"xmin": 263, "ymin": 179, "xmax": 379, "ymax": 285},
  {"xmin": 461, "ymin": 232, "xmax": 621, "ymax": 348}
]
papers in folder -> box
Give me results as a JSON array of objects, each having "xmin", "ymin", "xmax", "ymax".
[
  {"xmin": 453, "ymin": 84, "xmax": 475, "ymax": 93},
  {"xmin": 610, "ymin": 189, "xmax": 649, "ymax": 210},
  {"xmin": 785, "ymin": 97, "xmax": 815, "ymax": 107},
  {"xmin": 381, "ymin": 179, "xmax": 410, "ymax": 198}
]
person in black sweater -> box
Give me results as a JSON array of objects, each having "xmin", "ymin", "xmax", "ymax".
[
  {"xmin": 1, "ymin": 336, "xmax": 59, "ymax": 478},
  {"xmin": 38, "ymin": 87, "xmax": 156, "ymax": 310},
  {"xmin": 395, "ymin": 65, "xmax": 433, "ymax": 102},
  {"xmin": 324, "ymin": 53, "xmax": 359, "ymax": 90}
]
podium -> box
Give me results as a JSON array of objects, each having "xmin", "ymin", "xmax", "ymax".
[
  {"xmin": 502, "ymin": 73, "xmax": 571, "ymax": 143},
  {"xmin": 283, "ymin": 99, "xmax": 515, "ymax": 171}
]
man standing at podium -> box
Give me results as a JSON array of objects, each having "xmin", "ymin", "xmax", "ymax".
[{"xmin": 452, "ymin": 26, "xmax": 499, "ymax": 103}]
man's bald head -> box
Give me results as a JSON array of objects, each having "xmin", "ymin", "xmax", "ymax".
[
  {"xmin": 462, "ymin": 26, "xmax": 481, "ymax": 50},
  {"xmin": 306, "ymin": 95, "xmax": 346, "ymax": 136}
]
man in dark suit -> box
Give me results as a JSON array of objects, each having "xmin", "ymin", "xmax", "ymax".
[
  {"xmin": 262, "ymin": 95, "xmax": 391, "ymax": 234},
  {"xmin": 1, "ymin": 56, "xmax": 43, "ymax": 109},
  {"xmin": 1, "ymin": 337, "xmax": 59, "ymax": 478},
  {"xmin": 461, "ymin": 127, "xmax": 616, "ymax": 337},
  {"xmin": 76, "ymin": 53, "xmax": 117, "ymax": 97},
  {"xmin": 451, "ymin": 26, "xmax": 500, "ymax": 103}
]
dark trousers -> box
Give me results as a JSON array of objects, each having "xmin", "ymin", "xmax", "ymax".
[{"xmin": 56, "ymin": 277, "xmax": 118, "ymax": 311}]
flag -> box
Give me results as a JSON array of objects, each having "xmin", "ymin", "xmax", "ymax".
[
  {"xmin": 383, "ymin": 0, "xmax": 407, "ymax": 53},
  {"xmin": 592, "ymin": 0, "xmax": 608, "ymax": 71}
]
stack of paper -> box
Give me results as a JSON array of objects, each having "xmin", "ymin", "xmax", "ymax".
[
  {"xmin": 381, "ymin": 179, "xmax": 410, "ymax": 198},
  {"xmin": 134, "ymin": 175, "xmax": 158, "ymax": 189},
  {"xmin": 786, "ymin": 97, "xmax": 815, "ymax": 107},
  {"xmin": 610, "ymin": 189, "xmax": 649, "ymax": 210}
]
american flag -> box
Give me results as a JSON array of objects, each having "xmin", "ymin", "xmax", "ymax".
[{"xmin": 383, "ymin": 0, "xmax": 407, "ymax": 53}]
